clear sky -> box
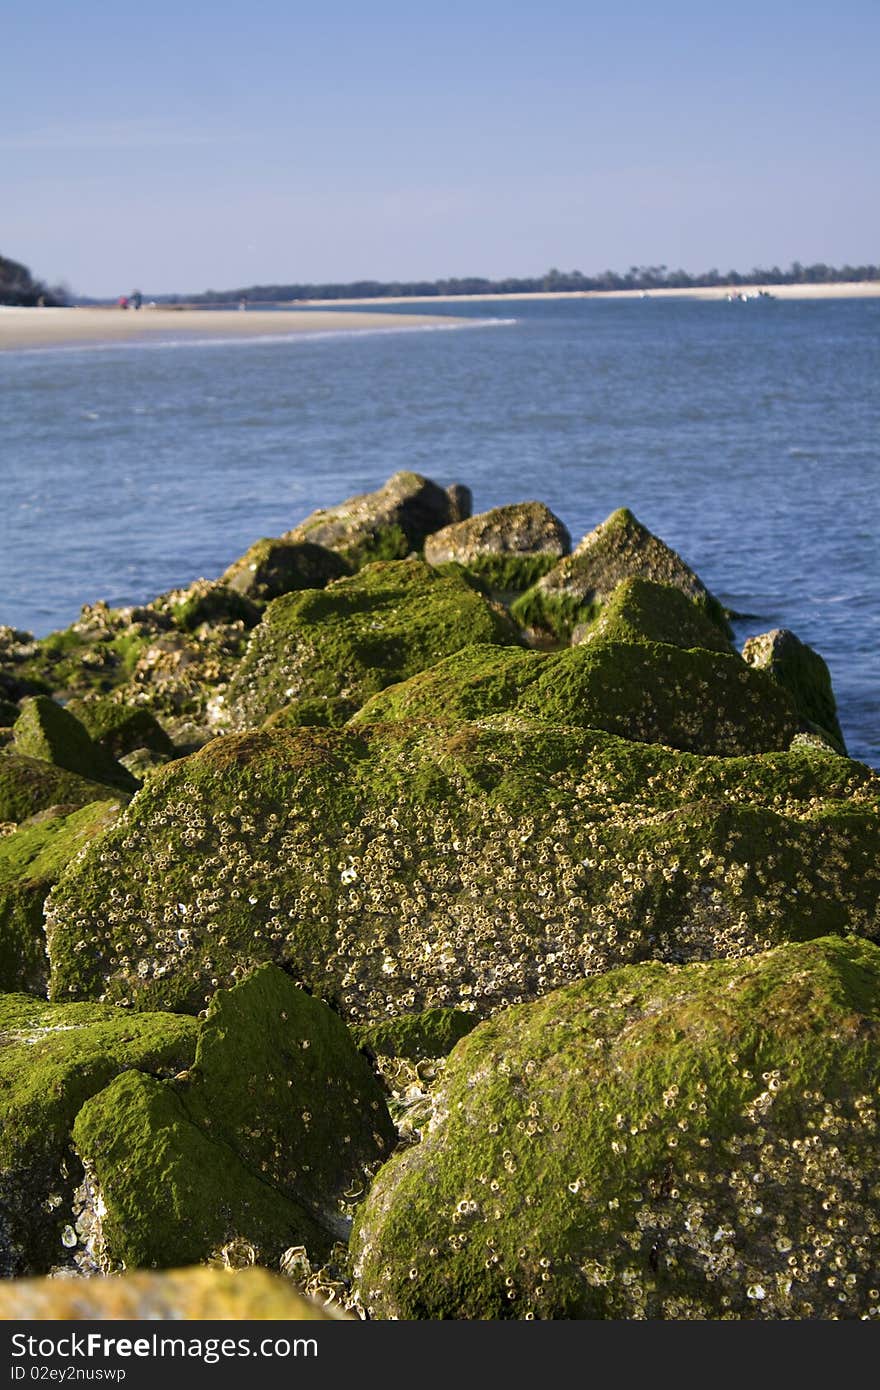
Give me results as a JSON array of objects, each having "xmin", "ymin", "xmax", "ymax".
[{"xmin": 4, "ymin": 0, "xmax": 878, "ymax": 297}]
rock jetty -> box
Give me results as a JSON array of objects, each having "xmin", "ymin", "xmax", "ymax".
[{"xmin": 0, "ymin": 471, "xmax": 877, "ymax": 1319}]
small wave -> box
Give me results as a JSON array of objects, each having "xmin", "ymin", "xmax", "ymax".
[{"xmin": 787, "ymin": 447, "xmax": 818, "ymax": 459}]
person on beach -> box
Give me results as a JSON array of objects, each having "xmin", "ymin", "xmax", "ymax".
[
  {"xmin": 131, "ymin": 290, "xmax": 143, "ymax": 310},
  {"xmin": 117, "ymin": 295, "xmax": 129, "ymax": 310}
]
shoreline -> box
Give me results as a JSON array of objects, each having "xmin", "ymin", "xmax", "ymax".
[
  {"xmin": 0, "ymin": 305, "xmax": 468, "ymax": 352},
  {"xmin": 293, "ymin": 281, "xmax": 880, "ymax": 307}
]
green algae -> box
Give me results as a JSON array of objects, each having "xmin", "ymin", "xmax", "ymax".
[
  {"xmin": 0, "ymin": 992, "xmax": 198, "ymax": 1276},
  {"xmin": 455, "ymin": 553, "xmax": 560, "ymax": 596},
  {"xmin": 0, "ymin": 753, "xmax": 120, "ymax": 826},
  {"xmin": 0, "ymin": 800, "xmax": 120, "ymax": 993},
  {"xmin": 352, "ymin": 935, "xmax": 880, "ymax": 1319},
  {"xmin": 169, "ymin": 583, "xmax": 261, "ymax": 634},
  {"xmin": 353, "ymin": 635, "xmax": 799, "ymax": 756},
  {"xmin": 262, "ymin": 696, "xmax": 359, "ymax": 732},
  {"xmin": 12, "ymin": 698, "xmax": 138, "ymax": 792},
  {"xmin": 44, "ymin": 721, "xmax": 880, "ymax": 1020},
  {"xmin": 222, "ymin": 558, "xmax": 522, "ymax": 730},
  {"xmin": 70, "ymin": 964, "xmax": 395, "ymax": 1271},
  {"xmin": 66, "ymin": 697, "xmax": 175, "ymax": 760},
  {"xmin": 354, "ymin": 1007, "xmax": 478, "ymax": 1062},
  {"xmin": 574, "ymin": 577, "xmax": 734, "ymax": 654}
]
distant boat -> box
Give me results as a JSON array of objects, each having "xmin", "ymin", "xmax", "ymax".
[{"xmin": 726, "ymin": 289, "xmax": 776, "ymax": 302}]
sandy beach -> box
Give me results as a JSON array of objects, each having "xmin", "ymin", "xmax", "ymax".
[
  {"xmin": 297, "ymin": 280, "xmax": 880, "ymax": 307},
  {"xmin": 0, "ymin": 304, "xmax": 466, "ymax": 351}
]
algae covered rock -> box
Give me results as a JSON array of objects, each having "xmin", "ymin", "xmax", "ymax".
[
  {"xmin": 12, "ymin": 697, "xmax": 138, "ymax": 793},
  {"xmin": 0, "ymin": 753, "xmax": 119, "ymax": 826},
  {"xmin": 222, "ymin": 537, "xmax": 351, "ymax": 604},
  {"xmin": 353, "ymin": 936, "xmax": 880, "ymax": 1320},
  {"xmin": 283, "ymin": 470, "xmax": 469, "ymax": 566},
  {"xmin": 161, "ymin": 579, "xmax": 261, "ymax": 635},
  {"xmin": 221, "ymin": 558, "xmax": 521, "ymax": 730},
  {"xmin": 0, "ymin": 1264, "xmax": 344, "ymax": 1320},
  {"xmin": 425, "ymin": 501, "xmax": 571, "ymax": 569},
  {"xmin": 354, "ymin": 636, "xmax": 799, "ymax": 756},
  {"xmin": 0, "ymin": 993, "xmax": 198, "ymax": 1276},
  {"xmin": 573, "ymin": 577, "xmax": 734, "ymax": 655},
  {"xmin": 512, "ymin": 507, "xmax": 727, "ymax": 641},
  {"xmin": 743, "ymin": 627, "xmax": 846, "ymax": 753},
  {"xmin": 354, "ymin": 1007, "xmax": 478, "ymax": 1062},
  {"xmin": 66, "ymin": 696, "xmax": 175, "ymax": 760},
  {"xmin": 71, "ymin": 964, "xmax": 395, "ymax": 1271},
  {"xmin": 45, "ymin": 723, "xmax": 880, "ymax": 1020},
  {"xmin": 5, "ymin": 598, "xmax": 252, "ymax": 726},
  {"xmin": 0, "ymin": 800, "xmax": 120, "ymax": 993}
]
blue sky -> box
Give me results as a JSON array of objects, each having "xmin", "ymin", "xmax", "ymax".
[{"xmin": 4, "ymin": 1, "xmax": 878, "ymax": 296}]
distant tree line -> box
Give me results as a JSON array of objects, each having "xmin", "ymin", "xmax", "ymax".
[
  {"xmin": 0, "ymin": 254, "xmax": 67, "ymax": 306},
  {"xmin": 155, "ymin": 260, "xmax": 880, "ymax": 305}
]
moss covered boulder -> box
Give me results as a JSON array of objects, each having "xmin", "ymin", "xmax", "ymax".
[
  {"xmin": 66, "ymin": 696, "xmax": 175, "ymax": 761},
  {"xmin": 283, "ymin": 471, "xmax": 470, "ymax": 567},
  {"xmin": 743, "ymin": 628, "xmax": 846, "ymax": 753},
  {"xmin": 353, "ymin": 936, "xmax": 880, "ymax": 1320},
  {"xmin": 71, "ymin": 965, "xmax": 395, "ymax": 1271},
  {"xmin": 222, "ymin": 537, "xmax": 352, "ymax": 604},
  {"xmin": 424, "ymin": 502, "xmax": 571, "ymax": 590},
  {"xmin": 354, "ymin": 635, "xmax": 799, "ymax": 756},
  {"xmin": 0, "ymin": 800, "xmax": 120, "ymax": 993},
  {"xmin": 512, "ymin": 508, "xmax": 727, "ymax": 641},
  {"xmin": 45, "ymin": 722, "xmax": 880, "ymax": 1019},
  {"xmin": 220, "ymin": 558, "xmax": 521, "ymax": 730},
  {"xmin": 573, "ymin": 577, "xmax": 734, "ymax": 655},
  {"xmin": 0, "ymin": 993, "xmax": 198, "ymax": 1276},
  {"xmin": 12, "ymin": 697, "xmax": 138, "ymax": 793},
  {"xmin": 0, "ymin": 753, "xmax": 119, "ymax": 826},
  {"xmin": 0, "ymin": 1265, "xmax": 344, "ymax": 1320}
]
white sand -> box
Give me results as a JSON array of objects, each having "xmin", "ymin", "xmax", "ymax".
[
  {"xmin": 0, "ymin": 305, "xmax": 467, "ymax": 351},
  {"xmin": 296, "ymin": 281, "xmax": 880, "ymax": 307}
]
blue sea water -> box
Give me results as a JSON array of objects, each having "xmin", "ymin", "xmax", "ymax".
[{"xmin": 1, "ymin": 297, "xmax": 877, "ymax": 764}]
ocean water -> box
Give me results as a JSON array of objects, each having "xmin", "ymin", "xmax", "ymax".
[{"xmin": 1, "ymin": 297, "xmax": 877, "ymax": 764}]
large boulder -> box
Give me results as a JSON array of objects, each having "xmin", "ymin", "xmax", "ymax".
[
  {"xmin": 44, "ymin": 723, "xmax": 880, "ymax": 1020},
  {"xmin": 219, "ymin": 558, "xmax": 521, "ymax": 730},
  {"xmin": 222, "ymin": 538, "xmax": 352, "ymax": 605},
  {"xmin": 0, "ymin": 800, "xmax": 120, "ymax": 993},
  {"xmin": 512, "ymin": 508, "xmax": 728, "ymax": 641},
  {"xmin": 71, "ymin": 965, "xmax": 395, "ymax": 1271},
  {"xmin": 0, "ymin": 992, "xmax": 198, "ymax": 1276},
  {"xmin": 353, "ymin": 636, "xmax": 799, "ymax": 756},
  {"xmin": 352, "ymin": 936, "xmax": 880, "ymax": 1320},
  {"xmin": 0, "ymin": 1265, "xmax": 344, "ymax": 1320},
  {"xmin": 283, "ymin": 471, "xmax": 470, "ymax": 566},
  {"xmin": 12, "ymin": 697, "xmax": 137, "ymax": 793},
  {"xmin": 743, "ymin": 628, "xmax": 846, "ymax": 753},
  {"xmin": 425, "ymin": 503, "xmax": 571, "ymax": 593}
]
